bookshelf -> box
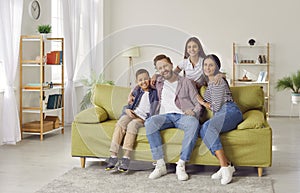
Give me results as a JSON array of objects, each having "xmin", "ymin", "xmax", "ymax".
[
  {"xmin": 19, "ymin": 35, "xmax": 64, "ymax": 140},
  {"xmin": 232, "ymin": 42, "xmax": 270, "ymax": 116}
]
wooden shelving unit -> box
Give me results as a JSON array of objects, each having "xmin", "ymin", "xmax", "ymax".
[
  {"xmin": 232, "ymin": 42, "xmax": 270, "ymax": 116},
  {"xmin": 19, "ymin": 35, "xmax": 64, "ymax": 140}
]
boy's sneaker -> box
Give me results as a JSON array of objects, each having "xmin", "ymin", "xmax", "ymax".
[
  {"xmin": 105, "ymin": 157, "xmax": 118, "ymax": 171},
  {"xmin": 176, "ymin": 163, "xmax": 188, "ymax": 181},
  {"xmin": 118, "ymin": 157, "xmax": 130, "ymax": 172}
]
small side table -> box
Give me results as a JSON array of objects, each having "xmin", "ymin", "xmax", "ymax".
[{"xmin": 290, "ymin": 100, "xmax": 300, "ymax": 119}]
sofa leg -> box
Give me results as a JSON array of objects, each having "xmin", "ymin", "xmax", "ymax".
[
  {"xmin": 80, "ymin": 157, "xmax": 86, "ymax": 168},
  {"xmin": 257, "ymin": 167, "xmax": 263, "ymax": 177}
]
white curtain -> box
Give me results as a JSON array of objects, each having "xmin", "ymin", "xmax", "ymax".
[
  {"xmin": 0, "ymin": 0, "xmax": 23, "ymax": 145},
  {"xmin": 62, "ymin": 0, "xmax": 103, "ymax": 124}
]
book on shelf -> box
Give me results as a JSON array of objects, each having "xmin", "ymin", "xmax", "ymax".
[
  {"xmin": 47, "ymin": 51, "xmax": 62, "ymax": 64},
  {"xmin": 47, "ymin": 94, "xmax": 62, "ymax": 109},
  {"xmin": 234, "ymin": 53, "xmax": 239, "ymax": 64},
  {"xmin": 256, "ymin": 71, "xmax": 268, "ymax": 82},
  {"xmin": 24, "ymin": 83, "xmax": 50, "ymax": 90}
]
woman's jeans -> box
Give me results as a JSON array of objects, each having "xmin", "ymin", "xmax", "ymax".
[
  {"xmin": 145, "ymin": 113, "xmax": 200, "ymax": 161},
  {"xmin": 199, "ymin": 102, "xmax": 243, "ymax": 155}
]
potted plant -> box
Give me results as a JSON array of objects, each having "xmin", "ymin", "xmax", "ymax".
[
  {"xmin": 38, "ymin": 24, "xmax": 52, "ymax": 34},
  {"xmin": 276, "ymin": 70, "xmax": 300, "ymax": 103},
  {"xmin": 80, "ymin": 70, "xmax": 114, "ymax": 111},
  {"xmin": 37, "ymin": 24, "xmax": 51, "ymax": 40}
]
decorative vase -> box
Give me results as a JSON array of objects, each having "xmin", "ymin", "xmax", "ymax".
[
  {"xmin": 291, "ymin": 93, "xmax": 300, "ymax": 104},
  {"xmin": 39, "ymin": 33, "xmax": 50, "ymax": 40}
]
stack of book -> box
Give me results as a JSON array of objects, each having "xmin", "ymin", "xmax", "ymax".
[
  {"xmin": 24, "ymin": 83, "xmax": 50, "ymax": 90},
  {"xmin": 47, "ymin": 94, "xmax": 63, "ymax": 109},
  {"xmin": 47, "ymin": 51, "xmax": 63, "ymax": 64}
]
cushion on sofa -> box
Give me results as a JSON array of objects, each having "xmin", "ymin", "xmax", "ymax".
[
  {"xmin": 237, "ymin": 110, "xmax": 266, "ymax": 130},
  {"xmin": 92, "ymin": 84, "xmax": 131, "ymax": 120},
  {"xmin": 230, "ymin": 86, "xmax": 264, "ymax": 113},
  {"xmin": 74, "ymin": 107, "xmax": 108, "ymax": 123}
]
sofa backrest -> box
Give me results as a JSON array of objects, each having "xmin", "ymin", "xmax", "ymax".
[
  {"xmin": 92, "ymin": 84, "xmax": 131, "ymax": 120},
  {"xmin": 93, "ymin": 84, "xmax": 264, "ymax": 120}
]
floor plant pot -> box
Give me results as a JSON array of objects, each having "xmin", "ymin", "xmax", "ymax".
[{"xmin": 291, "ymin": 93, "xmax": 300, "ymax": 104}]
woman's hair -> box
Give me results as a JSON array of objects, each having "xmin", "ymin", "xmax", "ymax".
[
  {"xmin": 153, "ymin": 54, "xmax": 173, "ymax": 66},
  {"xmin": 135, "ymin": 68, "xmax": 150, "ymax": 79},
  {"xmin": 184, "ymin": 37, "xmax": 206, "ymax": 59}
]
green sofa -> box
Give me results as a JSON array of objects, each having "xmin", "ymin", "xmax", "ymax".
[{"xmin": 71, "ymin": 84, "xmax": 272, "ymax": 176}]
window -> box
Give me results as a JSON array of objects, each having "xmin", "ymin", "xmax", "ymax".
[
  {"xmin": 0, "ymin": 60, "xmax": 6, "ymax": 91},
  {"xmin": 51, "ymin": 0, "xmax": 65, "ymax": 83}
]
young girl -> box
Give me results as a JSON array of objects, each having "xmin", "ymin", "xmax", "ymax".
[
  {"xmin": 174, "ymin": 37, "xmax": 207, "ymax": 89},
  {"xmin": 106, "ymin": 69, "xmax": 159, "ymax": 172},
  {"xmin": 198, "ymin": 54, "xmax": 243, "ymax": 185},
  {"xmin": 149, "ymin": 37, "xmax": 207, "ymax": 89}
]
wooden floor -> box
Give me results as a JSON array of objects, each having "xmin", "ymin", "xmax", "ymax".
[{"xmin": 0, "ymin": 117, "xmax": 299, "ymax": 193}]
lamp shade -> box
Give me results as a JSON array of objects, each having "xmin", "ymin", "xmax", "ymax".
[{"xmin": 122, "ymin": 47, "xmax": 140, "ymax": 58}]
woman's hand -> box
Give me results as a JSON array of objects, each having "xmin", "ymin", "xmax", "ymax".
[
  {"xmin": 202, "ymin": 102, "xmax": 211, "ymax": 110},
  {"xmin": 196, "ymin": 94, "xmax": 211, "ymax": 110},
  {"xmin": 213, "ymin": 73, "xmax": 226, "ymax": 85}
]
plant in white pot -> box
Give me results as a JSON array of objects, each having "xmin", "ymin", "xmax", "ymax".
[
  {"xmin": 80, "ymin": 70, "xmax": 114, "ymax": 111},
  {"xmin": 276, "ymin": 70, "xmax": 300, "ymax": 104},
  {"xmin": 38, "ymin": 24, "xmax": 51, "ymax": 39}
]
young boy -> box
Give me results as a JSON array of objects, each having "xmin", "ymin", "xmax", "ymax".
[{"xmin": 105, "ymin": 69, "xmax": 159, "ymax": 172}]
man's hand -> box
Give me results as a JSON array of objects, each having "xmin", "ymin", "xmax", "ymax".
[
  {"xmin": 128, "ymin": 93, "xmax": 135, "ymax": 104},
  {"xmin": 184, "ymin": 109, "xmax": 195, "ymax": 116}
]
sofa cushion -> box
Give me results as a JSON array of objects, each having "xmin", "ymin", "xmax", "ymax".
[
  {"xmin": 74, "ymin": 107, "xmax": 108, "ymax": 123},
  {"xmin": 230, "ymin": 85, "xmax": 264, "ymax": 113},
  {"xmin": 92, "ymin": 84, "xmax": 131, "ymax": 120},
  {"xmin": 237, "ymin": 110, "xmax": 266, "ymax": 130}
]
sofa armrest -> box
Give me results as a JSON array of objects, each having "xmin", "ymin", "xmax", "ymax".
[
  {"xmin": 237, "ymin": 110, "xmax": 266, "ymax": 130},
  {"xmin": 74, "ymin": 106, "xmax": 108, "ymax": 123}
]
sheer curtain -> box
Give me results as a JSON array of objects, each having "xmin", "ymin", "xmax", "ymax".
[
  {"xmin": 0, "ymin": 0, "xmax": 23, "ymax": 145},
  {"xmin": 62, "ymin": 0, "xmax": 103, "ymax": 124}
]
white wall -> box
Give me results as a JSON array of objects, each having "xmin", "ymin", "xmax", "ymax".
[
  {"xmin": 22, "ymin": 0, "xmax": 51, "ymax": 34},
  {"xmin": 103, "ymin": 0, "xmax": 300, "ymax": 116}
]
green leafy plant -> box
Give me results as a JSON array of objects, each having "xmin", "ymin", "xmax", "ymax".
[
  {"xmin": 80, "ymin": 71, "xmax": 114, "ymax": 111},
  {"xmin": 38, "ymin": 24, "xmax": 52, "ymax": 34},
  {"xmin": 276, "ymin": 70, "xmax": 300, "ymax": 93}
]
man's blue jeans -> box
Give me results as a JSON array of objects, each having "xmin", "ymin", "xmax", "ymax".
[
  {"xmin": 199, "ymin": 101, "xmax": 243, "ymax": 155},
  {"xmin": 145, "ymin": 113, "xmax": 200, "ymax": 161}
]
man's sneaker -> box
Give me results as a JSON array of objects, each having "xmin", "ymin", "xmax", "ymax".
[
  {"xmin": 176, "ymin": 163, "xmax": 188, "ymax": 181},
  {"xmin": 148, "ymin": 164, "xmax": 167, "ymax": 179},
  {"xmin": 211, "ymin": 168, "xmax": 223, "ymax": 180},
  {"xmin": 118, "ymin": 157, "xmax": 130, "ymax": 172},
  {"xmin": 105, "ymin": 157, "xmax": 118, "ymax": 171},
  {"xmin": 220, "ymin": 165, "xmax": 235, "ymax": 185}
]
